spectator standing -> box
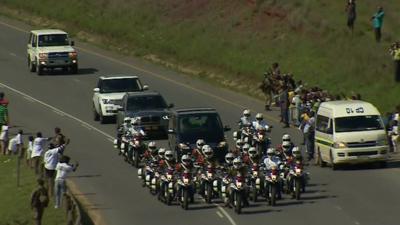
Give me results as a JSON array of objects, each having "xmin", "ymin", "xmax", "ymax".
[
  {"xmin": 280, "ymin": 84, "xmax": 290, "ymax": 128},
  {"xmin": 31, "ymin": 132, "xmax": 51, "ymax": 175},
  {"xmin": 260, "ymin": 74, "xmax": 273, "ymax": 111},
  {"xmin": 371, "ymin": 6, "xmax": 384, "ymax": 42},
  {"xmin": 30, "ymin": 178, "xmax": 49, "ymax": 225},
  {"xmin": 44, "ymin": 144, "xmax": 65, "ymax": 197},
  {"xmin": 8, "ymin": 129, "xmax": 23, "ymax": 155},
  {"xmin": 54, "ymin": 155, "xmax": 78, "ymax": 209},
  {"xmin": 52, "ymin": 127, "xmax": 69, "ymax": 147},
  {"xmin": 26, "ymin": 136, "xmax": 34, "ymax": 167},
  {"xmin": 0, "ymin": 125, "xmax": 9, "ymax": 155},
  {"xmin": 392, "ymin": 42, "xmax": 400, "ymax": 82},
  {"xmin": 0, "ymin": 93, "xmax": 8, "ymax": 128},
  {"xmin": 303, "ymin": 111, "xmax": 315, "ymax": 161},
  {"xmin": 345, "ymin": 0, "xmax": 356, "ymax": 32}
]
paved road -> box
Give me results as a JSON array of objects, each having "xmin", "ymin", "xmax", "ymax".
[{"xmin": 1, "ymin": 16, "xmax": 399, "ymax": 225}]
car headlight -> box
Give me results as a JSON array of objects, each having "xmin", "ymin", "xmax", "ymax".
[
  {"xmin": 39, "ymin": 53, "xmax": 48, "ymax": 60},
  {"xmin": 102, "ymin": 99, "xmax": 118, "ymax": 104},
  {"xmin": 69, "ymin": 51, "xmax": 77, "ymax": 59},
  {"xmin": 333, "ymin": 142, "xmax": 347, "ymax": 149}
]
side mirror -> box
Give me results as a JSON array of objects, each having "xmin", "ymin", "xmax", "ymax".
[
  {"xmin": 167, "ymin": 129, "xmax": 175, "ymax": 134},
  {"xmin": 93, "ymin": 88, "xmax": 100, "ymax": 93},
  {"xmin": 223, "ymin": 125, "xmax": 231, "ymax": 132},
  {"xmin": 71, "ymin": 40, "xmax": 75, "ymax": 46},
  {"xmin": 168, "ymin": 103, "xmax": 174, "ymax": 109},
  {"xmin": 142, "ymin": 85, "xmax": 149, "ymax": 91}
]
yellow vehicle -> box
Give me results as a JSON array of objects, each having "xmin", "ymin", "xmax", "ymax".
[{"xmin": 315, "ymin": 100, "xmax": 388, "ymax": 170}]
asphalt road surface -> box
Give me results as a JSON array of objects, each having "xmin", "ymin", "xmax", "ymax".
[{"xmin": 1, "ymin": 16, "xmax": 399, "ymax": 225}]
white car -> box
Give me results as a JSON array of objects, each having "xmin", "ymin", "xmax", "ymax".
[
  {"xmin": 92, "ymin": 76, "xmax": 148, "ymax": 123},
  {"xmin": 27, "ymin": 29, "xmax": 78, "ymax": 75}
]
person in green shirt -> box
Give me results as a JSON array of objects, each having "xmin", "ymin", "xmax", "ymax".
[
  {"xmin": 0, "ymin": 104, "xmax": 8, "ymax": 127},
  {"xmin": 371, "ymin": 6, "xmax": 384, "ymax": 42}
]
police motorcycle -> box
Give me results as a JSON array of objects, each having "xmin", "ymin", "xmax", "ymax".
[
  {"xmin": 227, "ymin": 158, "xmax": 249, "ymax": 215},
  {"xmin": 158, "ymin": 151, "xmax": 177, "ymax": 205},
  {"xmin": 176, "ymin": 155, "xmax": 196, "ymax": 210},
  {"xmin": 252, "ymin": 126, "xmax": 271, "ymax": 156},
  {"xmin": 264, "ymin": 165, "xmax": 282, "ymax": 206},
  {"xmin": 137, "ymin": 143, "xmax": 159, "ymax": 191},
  {"xmin": 128, "ymin": 133, "xmax": 146, "ymax": 168},
  {"xmin": 114, "ymin": 117, "xmax": 132, "ymax": 151},
  {"xmin": 287, "ymin": 160, "xmax": 305, "ymax": 200}
]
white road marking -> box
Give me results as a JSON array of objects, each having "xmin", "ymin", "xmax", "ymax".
[
  {"xmin": 108, "ymin": 138, "xmax": 114, "ymax": 142},
  {"xmin": 9, "ymin": 52, "xmax": 16, "ymax": 57},
  {"xmin": 73, "ymin": 78, "xmax": 81, "ymax": 83},
  {"xmin": 80, "ymin": 123, "xmax": 92, "ymax": 130},
  {"xmin": 0, "ymin": 81, "xmax": 114, "ymax": 140},
  {"xmin": 53, "ymin": 110, "xmax": 65, "ymax": 116},
  {"xmin": 216, "ymin": 205, "xmax": 237, "ymax": 225},
  {"xmin": 216, "ymin": 211, "xmax": 224, "ymax": 218},
  {"xmin": 23, "ymin": 96, "xmax": 35, "ymax": 102},
  {"xmin": 354, "ymin": 221, "xmax": 360, "ymax": 225},
  {"xmin": 335, "ymin": 206, "xmax": 342, "ymax": 210}
]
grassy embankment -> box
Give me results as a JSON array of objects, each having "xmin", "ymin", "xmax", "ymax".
[
  {"xmin": 0, "ymin": 0, "xmax": 399, "ymax": 112},
  {"xmin": 0, "ymin": 155, "xmax": 66, "ymax": 225}
]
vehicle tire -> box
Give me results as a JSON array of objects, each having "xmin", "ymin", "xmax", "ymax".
[
  {"xmin": 166, "ymin": 190, "xmax": 172, "ymax": 206},
  {"xmin": 295, "ymin": 179, "xmax": 301, "ymax": 200},
  {"xmin": 36, "ymin": 65, "xmax": 44, "ymax": 75},
  {"xmin": 183, "ymin": 189, "xmax": 189, "ymax": 210},
  {"xmin": 100, "ymin": 113, "xmax": 107, "ymax": 124},
  {"xmin": 205, "ymin": 182, "xmax": 212, "ymax": 204},
  {"xmin": 316, "ymin": 148, "xmax": 326, "ymax": 167},
  {"xmin": 379, "ymin": 161, "xmax": 387, "ymax": 168},
  {"xmin": 234, "ymin": 192, "xmax": 242, "ymax": 214},
  {"xmin": 93, "ymin": 106, "xmax": 100, "ymax": 121},
  {"xmin": 270, "ymin": 184, "xmax": 276, "ymax": 206},
  {"xmin": 71, "ymin": 64, "xmax": 78, "ymax": 74},
  {"xmin": 134, "ymin": 151, "xmax": 140, "ymax": 168},
  {"xmin": 28, "ymin": 58, "xmax": 36, "ymax": 72}
]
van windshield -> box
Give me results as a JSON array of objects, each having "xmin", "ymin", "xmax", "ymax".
[
  {"xmin": 178, "ymin": 114, "xmax": 224, "ymax": 143},
  {"xmin": 335, "ymin": 115, "xmax": 384, "ymax": 133}
]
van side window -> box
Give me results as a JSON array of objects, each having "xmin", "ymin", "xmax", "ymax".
[
  {"xmin": 316, "ymin": 115, "xmax": 330, "ymax": 133},
  {"xmin": 32, "ymin": 34, "xmax": 37, "ymax": 47}
]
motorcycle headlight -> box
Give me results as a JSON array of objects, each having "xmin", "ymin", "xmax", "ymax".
[
  {"xmin": 218, "ymin": 141, "xmax": 227, "ymax": 147},
  {"xmin": 207, "ymin": 172, "xmax": 213, "ymax": 179},
  {"xmin": 333, "ymin": 142, "xmax": 347, "ymax": 149},
  {"xmin": 271, "ymin": 175, "xmax": 277, "ymax": 180},
  {"xmin": 179, "ymin": 143, "xmax": 188, "ymax": 149},
  {"xmin": 295, "ymin": 168, "xmax": 302, "ymax": 174},
  {"xmin": 183, "ymin": 178, "xmax": 189, "ymax": 184}
]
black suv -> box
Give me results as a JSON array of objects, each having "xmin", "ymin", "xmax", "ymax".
[
  {"xmin": 116, "ymin": 91, "xmax": 173, "ymax": 138},
  {"xmin": 167, "ymin": 108, "xmax": 230, "ymax": 162}
]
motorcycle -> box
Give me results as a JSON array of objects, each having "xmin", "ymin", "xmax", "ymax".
[
  {"xmin": 290, "ymin": 163, "xmax": 304, "ymax": 200},
  {"xmin": 253, "ymin": 131, "xmax": 271, "ymax": 156},
  {"xmin": 248, "ymin": 164, "xmax": 264, "ymax": 202},
  {"xmin": 200, "ymin": 165, "xmax": 217, "ymax": 204},
  {"xmin": 158, "ymin": 168, "xmax": 176, "ymax": 205},
  {"xmin": 128, "ymin": 135, "xmax": 145, "ymax": 168},
  {"xmin": 265, "ymin": 168, "xmax": 281, "ymax": 206},
  {"xmin": 177, "ymin": 169, "xmax": 195, "ymax": 210},
  {"xmin": 230, "ymin": 175, "xmax": 247, "ymax": 214}
]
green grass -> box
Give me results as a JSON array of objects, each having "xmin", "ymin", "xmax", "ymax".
[
  {"xmin": 0, "ymin": 155, "xmax": 67, "ymax": 225},
  {"xmin": 0, "ymin": 0, "xmax": 399, "ymax": 112}
]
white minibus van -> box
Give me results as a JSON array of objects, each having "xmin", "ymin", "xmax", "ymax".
[{"xmin": 315, "ymin": 100, "xmax": 388, "ymax": 169}]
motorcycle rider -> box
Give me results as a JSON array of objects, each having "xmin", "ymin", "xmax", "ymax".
[
  {"xmin": 233, "ymin": 139, "xmax": 244, "ymax": 156},
  {"xmin": 226, "ymin": 157, "xmax": 250, "ymax": 208},
  {"xmin": 192, "ymin": 139, "xmax": 205, "ymax": 163},
  {"xmin": 241, "ymin": 122, "xmax": 254, "ymax": 145},
  {"xmin": 263, "ymin": 148, "xmax": 282, "ymax": 170},
  {"xmin": 292, "ymin": 146, "xmax": 303, "ymax": 163},
  {"xmin": 117, "ymin": 117, "xmax": 132, "ymax": 152},
  {"xmin": 247, "ymin": 147, "xmax": 262, "ymax": 165},
  {"xmin": 282, "ymin": 133, "xmax": 294, "ymax": 146},
  {"xmin": 252, "ymin": 125, "xmax": 270, "ymax": 155},
  {"xmin": 175, "ymin": 154, "xmax": 196, "ymax": 203},
  {"xmin": 129, "ymin": 117, "xmax": 146, "ymax": 137},
  {"xmin": 142, "ymin": 141, "xmax": 158, "ymax": 163},
  {"xmin": 238, "ymin": 109, "xmax": 252, "ymax": 129},
  {"xmin": 252, "ymin": 113, "xmax": 270, "ymax": 131}
]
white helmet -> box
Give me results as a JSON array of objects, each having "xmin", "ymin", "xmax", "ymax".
[
  {"xmin": 233, "ymin": 157, "xmax": 243, "ymax": 169},
  {"xmin": 292, "ymin": 147, "xmax": 301, "ymax": 158},
  {"xmin": 236, "ymin": 139, "xmax": 244, "ymax": 148},
  {"xmin": 282, "ymin": 134, "xmax": 291, "ymax": 142},
  {"xmin": 196, "ymin": 139, "xmax": 205, "ymax": 149},
  {"xmin": 225, "ymin": 153, "xmax": 235, "ymax": 164},
  {"xmin": 248, "ymin": 147, "xmax": 258, "ymax": 158},
  {"xmin": 131, "ymin": 117, "xmax": 141, "ymax": 125},
  {"xmin": 148, "ymin": 141, "xmax": 157, "ymax": 152},
  {"xmin": 123, "ymin": 117, "xmax": 131, "ymax": 123},
  {"xmin": 282, "ymin": 141, "xmax": 292, "ymax": 151},
  {"xmin": 243, "ymin": 109, "xmax": 251, "ymax": 117},
  {"xmin": 202, "ymin": 145, "xmax": 213, "ymax": 159},
  {"xmin": 232, "ymin": 131, "xmax": 238, "ymax": 140},
  {"xmin": 267, "ymin": 148, "xmax": 275, "ymax": 156},
  {"xmin": 164, "ymin": 150, "xmax": 174, "ymax": 161},
  {"xmin": 255, "ymin": 113, "xmax": 264, "ymax": 120},
  {"xmin": 158, "ymin": 148, "xmax": 166, "ymax": 159},
  {"xmin": 242, "ymin": 143, "xmax": 250, "ymax": 152},
  {"xmin": 181, "ymin": 154, "xmax": 191, "ymax": 166}
]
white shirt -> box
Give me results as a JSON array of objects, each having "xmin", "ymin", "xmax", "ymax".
[
  {"xmin": 252, "ymin": 120, "xmax": 269, "ymax": 130},
  {"xmin": 0, "ymin": 125, "xmax": 8, "ymax": 141},
  {"xmin": 55, "ymin": 162, "xmax": 74, "ymax": 180},
  {"xmin": 44, "ymin": 146, "xmax": 63, "ymax": 170},
  {"xmin": 31, "ymin": 137, "xmax": 48, "ymax": 158},
  {"xmin": 8, "ymin": 133, "xmax": 22, "ymax": 153},
  {"xmin": 263, "ymin": 156, "xmax": 281, "ymax": 170}
]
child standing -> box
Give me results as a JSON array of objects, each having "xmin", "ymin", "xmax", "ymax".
[{"xmin": 27, "ymin": 136, "xmax": 34, "ymax": 167}]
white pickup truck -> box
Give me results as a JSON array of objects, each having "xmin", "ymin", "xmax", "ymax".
[{"xmin": 27, "ymin": 29, "xmax": 78, "ymax": 75}]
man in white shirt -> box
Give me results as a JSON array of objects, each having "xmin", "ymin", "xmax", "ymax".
[
  {"xmin": 7, "ymin": 129, "xmax": 23, "ymax": 155},
  {"xmin": 44, "ymin": 144, "xmax": 65, "ymax": 197},
  {"xmin": 54, "ymin": 155, "xmax": 78, "ymax": 209},
  {"xmin": 31, "ymin": 132, "xmax": 51, "ymax": 175},
  {"xmin": 0, "ymin": 125, "xmax": 9, "ymax": 155}
]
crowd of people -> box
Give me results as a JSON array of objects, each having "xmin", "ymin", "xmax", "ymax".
[{"xmin": 0, "ymin": 92, "xmax": 78, "ymax": 225}]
